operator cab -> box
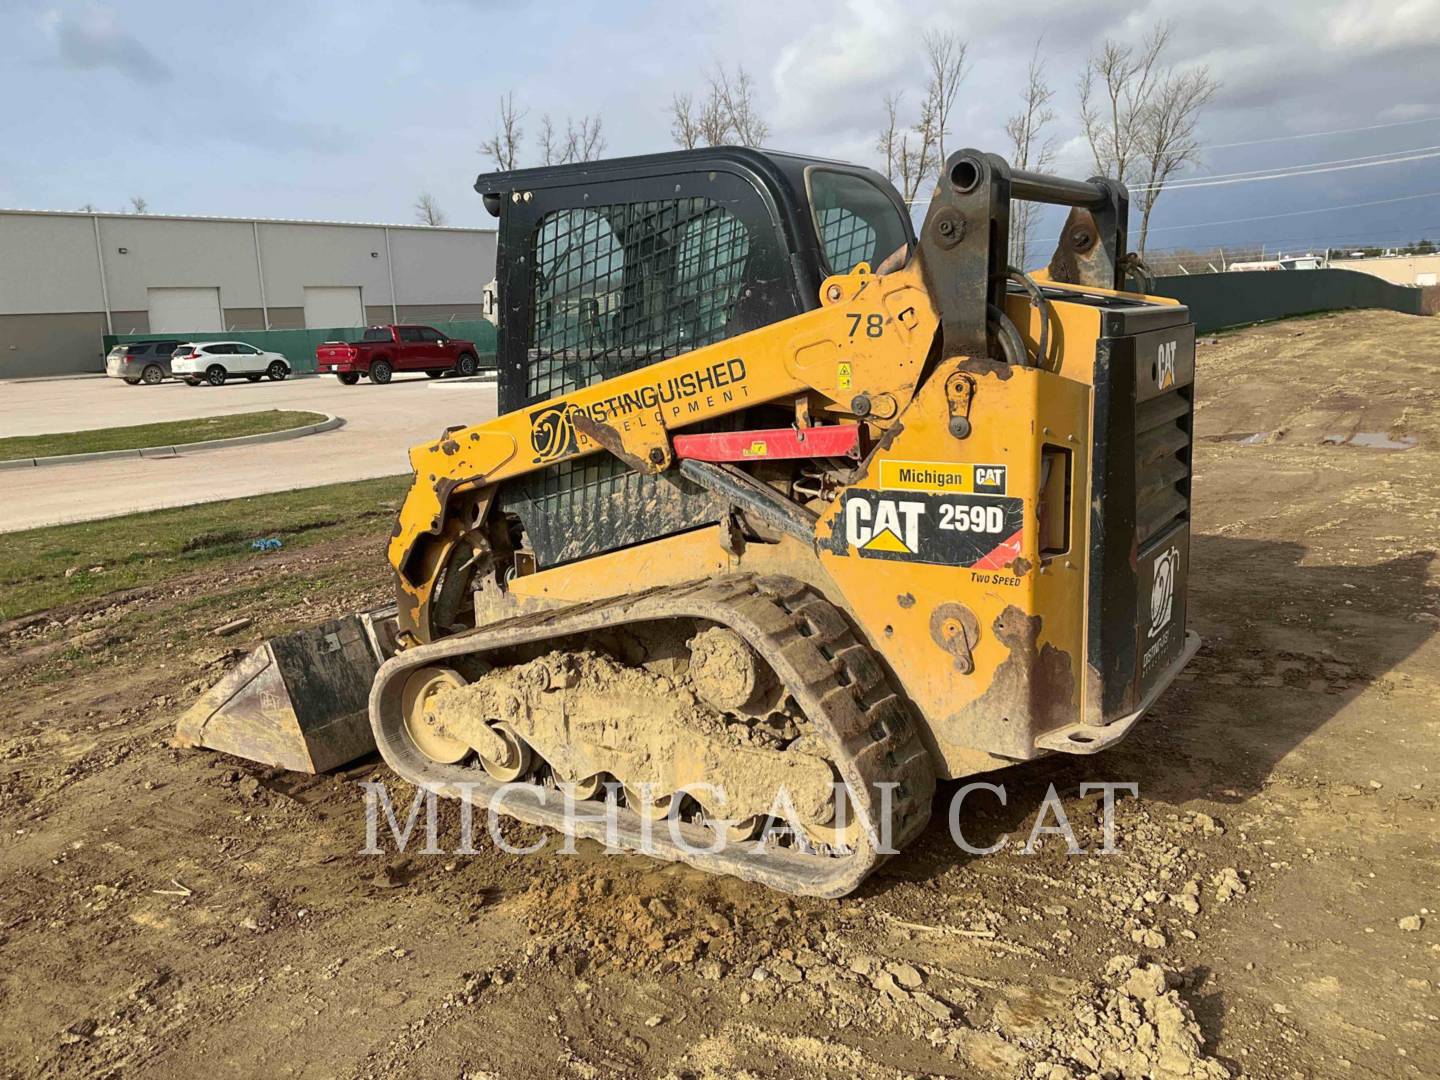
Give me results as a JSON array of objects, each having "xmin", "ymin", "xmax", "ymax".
[
  {"xmin": 477, "ymin": 147, "xmax": 914, "ymax": 414},
  {"xmin": 476, "ymin": 149, "xmax": 917, "ymax": 569}
]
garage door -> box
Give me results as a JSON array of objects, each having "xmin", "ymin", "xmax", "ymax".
[
  {"xmin": 303, "ymin": 286, "xmax": 365, "ymax": 329},
  {"xmin": 148, "ymin": 287, "xmax": 222, "ymax": 334}
]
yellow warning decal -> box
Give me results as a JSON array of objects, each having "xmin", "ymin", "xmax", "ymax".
[
  {"xmin": 837, "ymin": 361, "xmax": 853, "ymax": 391},
  {"xmin": 878, "ymin": 460, "xmax": 1008, "ymax": 495},
  {"xmin": 741, "ymin": 440, "xmax": 769, "ymax": 457}
]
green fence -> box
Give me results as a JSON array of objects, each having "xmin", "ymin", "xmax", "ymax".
[
  {"xmin": 102, "ymin": 319, "xmax": 497, "ymax": 374},
  {"xmin": 1144, "ymin": 269, "xmax": 1429, "ymax": 334}
]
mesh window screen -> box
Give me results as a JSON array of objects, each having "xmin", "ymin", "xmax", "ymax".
[
  {"xmin": 817, "ymin": 206, "xmax": 877, "ymax": 274},
  {"xmin": 807, "ymin": 169, "xmax": 910, "ymax": 276},
  {"xmin": 528, "ymin": 198, "xmax": 751, "ymax": 403}
]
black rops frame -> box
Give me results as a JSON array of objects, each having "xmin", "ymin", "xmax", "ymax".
[{"xmin": 475, "ymin": 147, "xmax": 915, "ymax": 414}]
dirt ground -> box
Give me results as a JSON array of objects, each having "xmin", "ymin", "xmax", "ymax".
[{"xmin": 1, "ymin": 309, "xmax": 1438, "ymax": 1079}]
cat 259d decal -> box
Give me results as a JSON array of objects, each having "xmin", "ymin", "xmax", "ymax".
[{"xmin": 827, "ymin": 489, "xmax": 1024, "ymax": 568}]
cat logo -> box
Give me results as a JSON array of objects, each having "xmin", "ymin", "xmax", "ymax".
[
  {"xmin": 846, "ymin": 497, "xmax": 925, "ymax": 554},
  {"xmin": 1157, "ymin": 340, "xmax": 1178, "ymax": 391},
  {"xmin": 974, "ymin": 465, "xmax": 1006, "ymax": 492}
]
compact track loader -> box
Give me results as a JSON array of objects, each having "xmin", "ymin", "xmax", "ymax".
[{"xmin": 178, "ymin": 147, "xmax": 1199, "ymax": 896}]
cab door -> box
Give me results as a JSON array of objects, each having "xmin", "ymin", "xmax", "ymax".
[
  {"xmin": 418, "ymin": 326, "xmax": 455, "ymax": 369},
  {"xmin": 396, "ymin": 326, "xmax": 428, "ymax": 370},
  {"xmin": 232, "ymin": 344, "xmax": 267, "ymax": 373}
]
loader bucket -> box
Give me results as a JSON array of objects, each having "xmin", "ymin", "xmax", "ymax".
[{"xmin": 175, "ymin": 608, "xmax": 398, "ymax": 774}]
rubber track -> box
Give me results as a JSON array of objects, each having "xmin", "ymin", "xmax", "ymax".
[{"xmin": 368, "ymin": 574, "xmax": 936, "ymax": 897}]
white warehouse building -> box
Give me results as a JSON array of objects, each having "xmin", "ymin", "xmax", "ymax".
[{"xmin": 0, "ymin": 209, "xmax": 497, "ymax": 378}]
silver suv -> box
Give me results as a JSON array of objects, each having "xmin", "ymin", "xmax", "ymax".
[{"xmin": 104, "ymin": 340, "xmax": 186, "ymax": 385}]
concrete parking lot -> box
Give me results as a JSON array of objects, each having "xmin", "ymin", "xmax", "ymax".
[{"xmin": 0, "ymin": 373, "xmax": 497, "ymax": 531}]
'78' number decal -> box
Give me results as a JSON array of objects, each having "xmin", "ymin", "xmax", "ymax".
[{"xmin": 846, "ymin": 313, "xmax": 885, "ymax": 339}]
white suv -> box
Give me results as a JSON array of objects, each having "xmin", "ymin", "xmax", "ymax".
[{"xmin": 173, "ymin": 342, "xmax": 292, "ymax": 386}]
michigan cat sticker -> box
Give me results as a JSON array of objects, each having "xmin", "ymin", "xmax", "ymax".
[
  {"xmin": 877, "ymin": 460, "xmax": 1007, "ymax": 495},
  {"xmin": 827, "ymin": 490, "xmax": 1024, "ymax": 568}
]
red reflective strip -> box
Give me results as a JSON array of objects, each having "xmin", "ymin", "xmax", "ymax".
[
  {"xmin": 672, "ymin": 425, "xmax": 860, "ymax": 462},
  {"xmin": 971, "ymin": 528, "xmax": 1025, "ymax": 571}
]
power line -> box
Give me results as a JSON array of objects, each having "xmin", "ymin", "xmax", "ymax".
[
  {"xmin": 1153, "ymin": 143, "xmax": 1440, "ymax": 189},
  {"xmin": 1203, "ymin": 114, "xmax": 1440, "ymax": 151},
  {"xmin": 904, "ymin": 128, "xmax": 1440, "ymax": 207},
  {"xmin": 1140, "ymin": 190, "xmax": 1440, "ymax": 233},
  {"xmin": 1131, "ymin": 147, "xmax": 1440, "ymax": 193},
  {"xmin": 909, "ymin": 144, "xmax": 1440, "ymax": 205}
]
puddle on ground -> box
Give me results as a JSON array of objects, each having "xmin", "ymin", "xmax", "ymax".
[
  {"xmin": 1320, "ymin": 432, "xmax": 1418, "ymax": 451},
  {"xmin": 1203, "ymin": 431, "xmax": 1281, "ymax": 445},
  {"xmin": 1203, "ymin": 430, "xmax": 1417, "ymax": 451}
]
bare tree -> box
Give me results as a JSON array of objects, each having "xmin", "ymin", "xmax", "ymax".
[
  {"xmin": 670, "ymin": 92, "xmax": 702, "ymax": 149},
  {"xmin": 922, "ymin": 30, "xmax": 968, "ymax": 167},
  {"xmin": 1077, "ymin": 25, "xmax": 1169, "ymax": 184},
  {"xmin": 1133, "ymin": 67, "xmax": 1218, "ymax": 253},
  {"xmin": 564, "ymin": 115, "xmax": 606, "ymax": 162},
  {"xmin": 128, "ymin": 195, "xmax": 148, "ymax": 214},
  {"xmin": 78, "ymin": 203, "xmax": 97, "ymax": 212},
  {"xmin": 480, "ymin": 91, "xmax": 526, "ymax": 171},
  {"xmin": 413, "ymin": 192, "xmax": 446, "ymax": 226},
  {"xmin": 1005, "ymin": 41, "xmax": 1057, "ymax": 268},
  {"xmin": 670, "ymin": 64, "xmax": 769, "ymax": 148},
  {"xmin": 875, "ymin": 91, "xmax": 940, "ymax": 203},
  {"xmin": 537, "ymin": 114, "xmax": 561, "ymax": 165},
  {"xmin": 876, "ymin": 93, "xmax": 902, "ymax": 182},
  {"xmin": 696, "ymin": 85, "xmax": 730, "ymax": 146},
  {"xmin": 532, "ymin": 111, "xmax": 607, "ymax": 165},
  {"xmin": 874, "ymin": 33, "xmax": 964, "ymax": 203},
  {"xmin": 711, "ymin": 65, "xmax": 769, "ymax": 146}
]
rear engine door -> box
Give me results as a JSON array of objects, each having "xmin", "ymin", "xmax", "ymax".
[{"xmin": 1086, "ymin": 310, "xmax": 1197, "ymax": 726}]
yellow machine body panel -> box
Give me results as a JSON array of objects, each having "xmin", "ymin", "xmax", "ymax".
[
  {"xmin": 388, "ymin": 263, "xmax": 939, "ymax": 637},
  {"xmin": 383, "ymin": 150, "xmax": 1198, "ymax": 790},
  {"xmin": 179, "ymin": 147, "xmax": 1200, "ymax": 896},
  {"xmin": 401, "ymin": 268, "xmax": 1184, "ymax": 784},
  {"xmin": 815, "ymin": 355, "xmax": 1093, "ymax": 773}
]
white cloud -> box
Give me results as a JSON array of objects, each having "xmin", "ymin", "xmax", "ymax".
[
  {"xmin": 1327, "ymin": 0, "xmax": 1440, "ymax": 51},
  {"xmin": 770, "ymin": 2, "xmax": 917, "ymax": 135}
]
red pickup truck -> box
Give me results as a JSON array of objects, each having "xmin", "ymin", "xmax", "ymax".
[{"xmin": 316, "ymin": 325, "xmax": 482, "ymax": 384}]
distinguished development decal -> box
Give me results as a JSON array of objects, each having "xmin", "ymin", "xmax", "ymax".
[
  {"xmin": 529, "ymin": 357, "xmax": 749, "ymax": 464},
  {"xmin": 1139, "ymin": 528, "xmax": 1190, "ymax": 690},
  {"xmin": 877, "ymin": 459, "xmax": 1008, "ymax": 495},
  {"xmin": 828, "ymin": 489, "xmax": 1024, "ymax": 568},
  {"xmin": 1148, "ymin": 544, "xmax": 1180, "ymax": 640}
]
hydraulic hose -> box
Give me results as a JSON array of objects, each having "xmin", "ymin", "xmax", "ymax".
[
  {"xmin": 1007, "ymin": 266, "xmax": 1050, "ymax": 367},
  {"xmin": 986, "ymin": 304, "xmax": 1030, "ymax": 368}
]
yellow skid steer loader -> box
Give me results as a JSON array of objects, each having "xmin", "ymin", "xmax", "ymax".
[{"xmin": 177, "ymin": 147, "xmax": 1198, "ymax": 896}]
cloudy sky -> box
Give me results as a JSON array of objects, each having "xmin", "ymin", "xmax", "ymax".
[{"xmin": 3, "ymin": 0, "xmax": 1439, "ymax": 256}]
